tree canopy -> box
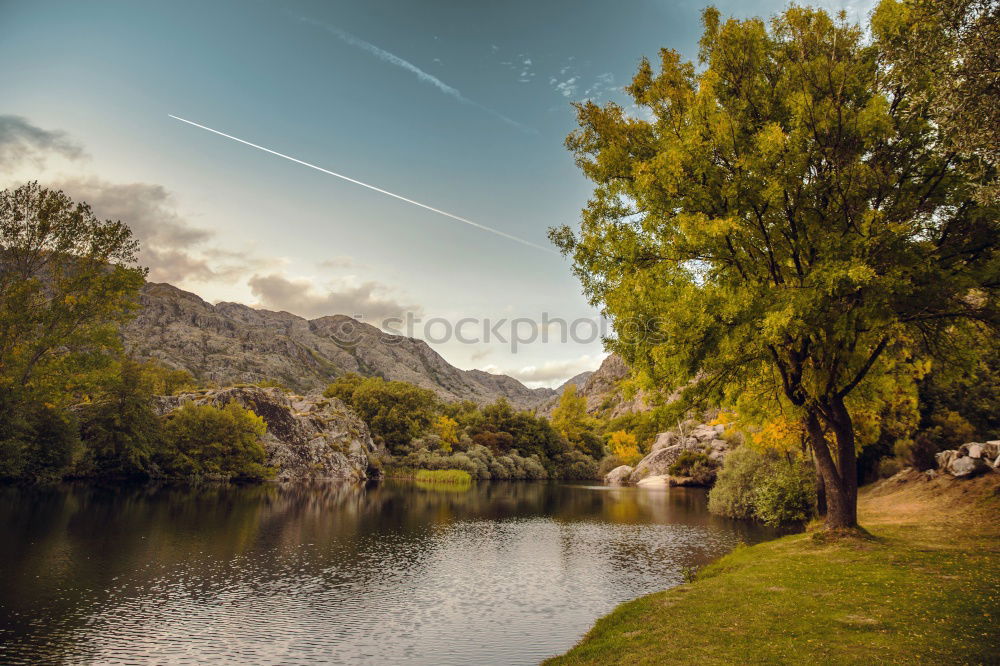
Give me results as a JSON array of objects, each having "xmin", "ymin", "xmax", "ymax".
[{"xmin": 551, "ymin": 4, "xmax": 999, "ymax": 527}]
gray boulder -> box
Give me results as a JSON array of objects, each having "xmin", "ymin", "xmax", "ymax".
[
  {"xmin": 629, "ymin": 444, "xmax": 687, "ymax": 483},
  {"xmin": 155, "ymin": 386, "xmax": 384, "ymax": 482},
  {"xmin": 604, "ymin": 465, "xmax": 634, "ymax": 486},
  {"xmin": 948, "ymin": 455, "xmax": 990, "ymax": 478}
]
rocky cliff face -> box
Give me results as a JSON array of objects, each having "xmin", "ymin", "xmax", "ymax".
[
  {"xmin": 126, "ymin": 283, "xmax": 555, "ymax": 409},
  {"xmin": 154, "ymin": 386, "xmax": 384, "ymax": 482},
  {"xmin": 539, "ymin": 354, "xmax": 649, "ymax": 417}
]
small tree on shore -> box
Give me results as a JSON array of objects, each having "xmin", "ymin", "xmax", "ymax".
[{"xmin": 551, "ymin": 6, "xmax": 998, "ymax": 528}]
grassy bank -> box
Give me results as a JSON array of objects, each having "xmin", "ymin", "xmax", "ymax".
[{"xmin": 547, "ymin": 471, "xmax": 1000, "ymax": 665}]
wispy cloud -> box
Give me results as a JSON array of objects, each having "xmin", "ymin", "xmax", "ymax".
[
  {"xmin": 296, "ymin": 16, "xmax": 534, "ymax": 134},
  {"xmin": 0, "ymin": 115, "xmax": 85, "ymax": 172}
]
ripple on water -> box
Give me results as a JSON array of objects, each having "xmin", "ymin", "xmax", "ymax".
[{"xmin": 0, "ymin": 481, "xmax": 782, "ymax": 665}]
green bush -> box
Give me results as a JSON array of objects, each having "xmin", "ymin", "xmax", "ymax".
[
  {"xmin": 877, "ymin": 456, "xmax": 904, "ymax": 478},
  {"xmin": 708, "ymin": 446, "xmax": 816, "ymax": 526},
  {"xmin": 752, "ymin": 462, "xmax": 816, "ymax": 525},
  {"xmin": 158, "ymin": 402, "xmax": 273, "ymax": 481},
  {"xmin": 553, "ymin": 450, "xmax": 600, "ymax": 480},
  {"xmin": 668, "ymin": 450, "xmax": 718, "ymax": 485}
]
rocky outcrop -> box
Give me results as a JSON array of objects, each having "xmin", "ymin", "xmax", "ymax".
[
  {"xmin": 604, "ymin": 464, "xmax": 634, "ymax": 485},
  {"xmin": 935, "ymin": 440, "xmax": 1000, "ymax": 478},
  {"xmin": 126, "ymin": 282, "xmax": 555, "ymax": 409},
  {"xmin": 626, "ymin": 421, "xmax": 730, "ymax": 485},
  {"xmin": 154, "ymin": 386, "xmax": 385, "ymax": 482},
  {"xmin": 539, "ymin": 354, "xmax": 649, "ymax": 417}
]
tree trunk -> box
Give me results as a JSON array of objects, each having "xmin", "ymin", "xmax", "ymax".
[
  {"xmin": 805, "ymin": 408, "xmax": 858, "ymax": 529},
  {"xmin": 814, "ymin": 456, "xmax": 827, "ymax": 517}
]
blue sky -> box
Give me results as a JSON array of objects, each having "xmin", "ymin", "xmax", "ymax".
[{"xmin": 0, "ymin": 0, "xmax": 875, "ymax": 386}]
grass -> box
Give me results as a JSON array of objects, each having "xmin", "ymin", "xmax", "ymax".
[
  {"xmin": 546, "ymin": 470, "xmax": 1000, "ymax": 665},
  {"xmin": 413, "ymin": 469, "xmax": 473, "ymax": 485}
]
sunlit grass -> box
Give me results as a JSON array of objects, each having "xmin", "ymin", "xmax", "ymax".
[
  {"xmin": 546, "ymin": 472, "xmax": 1000, "ymax": 665},
  {"xmin": 414, "ymin": 469, "xmax": 473, "ymax": 485}
]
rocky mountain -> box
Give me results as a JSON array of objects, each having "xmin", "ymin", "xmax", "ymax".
[
  {"xmin": 125, "ymin": 283, "xmax": 556, "ymax": 409},
  {"xmin": 557, "ymin": 371, "xmax": 594, "ymax": 392},
  {"xmin": 539, "ymin": 354, "xmax": 649, "ymax": 417}
]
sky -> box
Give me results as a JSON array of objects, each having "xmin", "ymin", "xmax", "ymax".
[{"xmin": 0, "ymin": 0, "xmax": 875, "ymax": 387}]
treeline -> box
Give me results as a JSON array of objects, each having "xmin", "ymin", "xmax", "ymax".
[
  {"xmin": 324, "ymin": 374, "xmax": 604, "ymax": 480},
  {"xmin": 1, "ymin": 357, "xmax": 275, "ymax": 482},
  {"xmin": 0, "ymin": 183, "xmax": 274, "ymax": 482}
]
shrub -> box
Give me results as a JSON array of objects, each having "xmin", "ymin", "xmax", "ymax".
[
  {"xmin": 752, "ymin": 462, "xmax": 816, "ymax": 525},
  {"xmin": 598, "ymin": 454, "xmax": 626, "ymax": 477},
  {"xmin": 554, "ymin": 450, "xmax": 599, "ymax": 480},
  {"xmin": 668, "ymin": 450, "xmax": 718, "ymax": 485},
  {"xmin": 158, "ymin": 401, "xmax": 273, "ymax": 480},
  {"xmin": 708, "ymin": 446, "xmax": 763, "ymax": 520},
  {"xmin": 708, "ymin": 446, "xmax": 816, "ymax": 526},
  {"xmin": 877, "ymin": 457, "xmax": 904, "ymax": 478}
]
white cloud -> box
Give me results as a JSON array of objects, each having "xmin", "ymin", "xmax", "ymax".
[
  {"xmin": 296, "ymin": 16, "xmax": 534, "ymax": 133},
  {"xmin": 488, "ymin": 354, "xmax": 605, "ymax": 387}
]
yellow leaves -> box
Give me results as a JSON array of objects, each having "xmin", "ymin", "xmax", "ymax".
[
  {"xmin": 608, "ymin": 430, "xmax": 642, "ymax": 466},
  {"xmin": 747, "ymin": 415, "xmax": 806, "ymax": 455},
  {"xmin": 432, "ymin": 415, "xmax": 459, "ymax": 452}
]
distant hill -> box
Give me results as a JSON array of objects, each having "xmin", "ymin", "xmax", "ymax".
[
  {"xmin": 124, "ymin": 283, "xmax": 557, "ymax": 409},
  {"xmin": 538, "ymin": 354, "xmax": 649, "ymax": 417}
]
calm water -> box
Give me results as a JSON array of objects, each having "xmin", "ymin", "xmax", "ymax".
[{"xmin": 0, "ymin": 480, "xmax": 783, "ymax": 664}]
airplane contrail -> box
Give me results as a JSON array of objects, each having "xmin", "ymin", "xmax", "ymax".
[{"xmin": 168, "ymin": 114, "xmax": 556, "ymax": 253}]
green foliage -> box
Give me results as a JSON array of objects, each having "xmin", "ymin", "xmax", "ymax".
[
  {"xmin": 400, "ymin": 443, "xmax": 549, "ymax": 480},
  {"xmin": 77, "ymin": 359, "xmax": 162, "ymax": 478},
  {"xmin": 140, "ymin": 362, "xmax": 197, "ymax": 395},
  {"xmin": 158, "ymin": 402, "xmax": 272, "ymax": 481},
  {"xmin": 668, "ymin": 451, "xmax": 718, "ymax": 486},
  {"xmin": 0, "ymin": 399, "xmax": 80, "ymax": 481},
  {"xmin": 551, "ymin": 3, "xmax": 999, "ymax": 526},
  {"xmin": 553, "ymin": 450, "xmax": 600, "ymax": 480},
  {"xmin": 325, "ymin": 374, "xmax": 439, "ymax": 454},
  {"xmin": 551, "ymin": 386, "xmax": 602, "ymax": 458},
  {"xmin": 709, "ymin": 447, "xmax": 816, "ymax": 526},
  {"xmin": 414, "ymin": 469, "xmax": 472, "ymax": 485},
  {"xmin": 874, "ymin": 0, "xmax": 999, "ymax": 203},
  {"xmin": 0, "ymin": 182, "xmax": 146, "ymax": 406}
]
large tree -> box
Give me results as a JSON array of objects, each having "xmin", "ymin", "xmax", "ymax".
[
  {"xmin": 551, "ymin": 6, "xmax": 999, "ymax": 527},
  {"xmin": 0, "ymin": 182, "xmax": 146, "ymax": 403}
]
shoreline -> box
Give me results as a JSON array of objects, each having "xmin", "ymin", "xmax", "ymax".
[{"xmin": 546, "ymin": 470, "xmax": 1000, "ymax": 664}]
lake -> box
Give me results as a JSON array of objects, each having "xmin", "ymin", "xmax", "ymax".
[{"xmin": 0, "ymin": 480, "xmax": 784, "ymax": 664}]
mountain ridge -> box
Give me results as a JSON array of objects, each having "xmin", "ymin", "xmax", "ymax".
[{"xmin": 123, "ymin": 282, "xmax": 558, "ymax": 409}]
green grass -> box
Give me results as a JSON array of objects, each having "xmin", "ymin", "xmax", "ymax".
[
  {"xmin": 413, "ymin": 469, "xmax": 473, "ymax": 485},
  {"xmin": 547, "ymin": 471, "xmax": 1000, "ymax": 665}
]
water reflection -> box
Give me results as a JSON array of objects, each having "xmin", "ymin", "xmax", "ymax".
[{"xmin": 0, "ymin": 481, "xmax": 785, "ymax": 664}]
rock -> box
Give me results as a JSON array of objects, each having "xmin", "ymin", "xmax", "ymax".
[
  {"xmin": 689, "ymin": 424, "xmax": 718, "ymax": 442},
  {"xmin": 967, "ymin": 443, "xmax": 984, "ymax": 459},
  {"xmin": 935, "ymin": 450, "xmax": 958, "ymax": 470},
  {"xmin": 651, "ymin": 431, "xmax": 678, "ymax": 452},
  {"xmin": 629, "ymin": 445, "xmax": 687, "ymax": 483},
  {"xmin": 155, "ymin": 386, "xmax": 385, "ymax": 482},
  {"xmin": 983, "ymin": 441, "xmax": 1000, "ymax": 460},
  {"xmin": 636, "ymin": 474, "xmax": 670, "ymax": 488},
  {"xmin": 947, "ymin": 455, "xmax": 990, "ymax": 478},
  {"xmin": 604, "ymin": 465, "xmax": 634, "ymax": 486}
]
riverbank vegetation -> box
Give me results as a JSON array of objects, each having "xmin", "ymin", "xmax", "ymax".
[{"xmin": 548, "ymin": 471, "xmax": 1000, "ymax": 664}]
